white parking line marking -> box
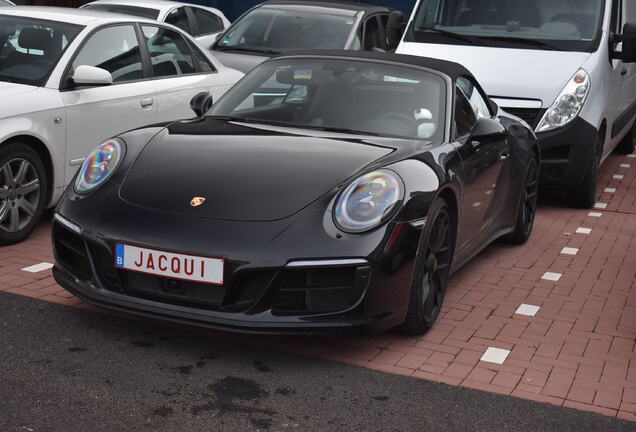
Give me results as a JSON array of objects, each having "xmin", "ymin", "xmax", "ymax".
[
  {"xmin": 613, "ymin": 175, "xmax": 624, "ymax": 180},
  {"xmin": 561, "ymin": 247, "xmax": 579, "ymax": 255},
  {"xmin": 594, "ymin": 202, "xmax": 608, "ymax": 209},
  {"xmin": 21, "ymin": 262, "xmax": 54, "ymax": 273},
  {"xmin": 619, "ymin": 164, "xmax": 631, "ymax": 168},
  {"xmin": 604, "ymin": 188, "xmax": 616, "ymax": 193},
  {"xmin": 515, "ymin": 304, "xmax": 541, "ymax": 316},
  {"xmin": 628, "ymin": 154, "xmax": 636, "ymax": 158},
  {"xmin": 588, "ymin": 212, "xmax": 603, "ymax": 218},
  {"xmin": 542, "ymin": 272, "xmax": 562, "ymax": 282},
  {"xmin": 481, "ymin": 347, "xmax": 510, "ymax": 365},
  {"xmin": 576, "ymin": 227, "xmax": 592, "ymax": 234}
]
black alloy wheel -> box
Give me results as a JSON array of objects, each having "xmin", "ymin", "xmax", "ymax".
[
  {"xmin": 401, "ymin": 197, "xmax": 453, "ymax": 334},
  {"xmin": 0, "ymin": 143, "xmax": 47, "ymax": 245},
  {"xmin": 505, "ymin": 155, "xmax": 538, "ymax": 244}
]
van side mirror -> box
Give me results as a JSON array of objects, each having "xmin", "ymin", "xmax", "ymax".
[
  {"xmin": 190, "ymin": 91, "xmax": 213, "ymax": 117},
  {"xmin": 619, "ymin": 23, "xmax": 636, "ymax": 63},
  {"xmin": 72, "ymin": 65, "xmax": 113, "ymax": 87},
  {"xmin": 386, "ymin": 11, "xmax": 407, "ymax": 51}
]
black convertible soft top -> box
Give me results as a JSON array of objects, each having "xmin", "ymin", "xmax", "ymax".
[{"xmin": 272, "ymin": 50, "xmax": 477, "ymax": 82}]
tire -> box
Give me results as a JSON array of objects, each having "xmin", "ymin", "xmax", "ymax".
[
  {"xmin": 616, "ymin": 121, "xmax": 636, "ymax": 155},
  {"xmin": 401, "ymin": 197, "xmax": 454, "ymax": 335},
  {"xmin": 0, "ymin": 142, "xmax": 48, "ymax": 245},
  {"xmin": 504, "ymin": 154, "xmax": 539, "ymax": 245},
  {"xmin": 570, "ymin": 133, "xmax": 600, "ymax": 209}
]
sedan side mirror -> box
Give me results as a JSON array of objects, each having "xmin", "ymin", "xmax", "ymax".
[
  {"xmin": 72, "ymin": 65, "xmax": 113, "ymax": 87},
  {"xmin": 190, "ymin": 91, "xmax": 214, "ymax": 117},
  {"xmin": 386, "ymin": 11, "xmax": 407, "ymax": 51},
  {"xmin": 618, "ymin": 23, "xmax": 636, "ymax": 63},
  {"xmin": 469, "ymin": 118, "xmax": 505, "ymax": 146}
]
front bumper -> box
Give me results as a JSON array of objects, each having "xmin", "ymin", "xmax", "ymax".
[
  {"xmin": 536, "ymin": 117, "xmax": 598, "ymax": 191},
  {"xmin": 51, "ymin": 208, "xmax": 416, "ymax": 335}
]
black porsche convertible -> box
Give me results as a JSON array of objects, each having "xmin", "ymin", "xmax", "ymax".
[{"xmin": 52, "ymin": 51, "xmax": 539, "ymax": 335}]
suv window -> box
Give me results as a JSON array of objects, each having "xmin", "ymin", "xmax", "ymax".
[
  {"xmin": 455, "ymin": 84, "xmax": 477, "ymax": 138},
  {"xmin": 142, "ymin": 26, "xmax": 195, "ymax": 78},
  {"xmin": 192, "ymin": 8, "xmax": 224, "ymax": 36},
  {"xmin": 72, "ymin": 25, "xmax": 142, "ymax": 83},
  {"xmin": 165, "ymin": 7, "xmax": 191, "ymax": 34}
]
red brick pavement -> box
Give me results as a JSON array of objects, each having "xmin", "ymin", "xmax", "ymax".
[{"xmin": 0, "ymin": 151, "xmax": 635, "ymax": 421}]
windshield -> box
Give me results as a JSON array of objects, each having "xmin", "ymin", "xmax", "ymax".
[
  {"xmin": 0, "ymin": 16, "xmax": 82, "ymax": 86},
  {"xmin": 214, "ymin": 8, "xmax": 357, "ymax": 55},
  {"xmin": 82, "ymin": 4, "xmax": 160, "ymax": 20},
  {"xmin": 209, "ymin": 58, "xmax": 446, "ymax": 141},
  {"xmin": 0, "ymin": 1, "xmax": 15, "ymax": 7},
  {"xmin": 407, "ymin": 0, "xmax": 604, "ymax": 52}
]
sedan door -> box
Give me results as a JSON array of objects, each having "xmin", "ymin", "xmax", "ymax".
[
  {"xmin": 140, "ymin": 25, "xmax": 234, "ymax": 122},
  {"xmin": 61, "ymin": 24, "xmax": 156, "ymax": 185},
  {"xmin": 453, "ymin": 80, "xmax": 510, "ymax": 251}
]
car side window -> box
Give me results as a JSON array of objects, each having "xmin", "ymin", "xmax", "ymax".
[
  {"xmin": 192, "ymin": 8, "xmax": 224, "ymax": 36},
  {"xmin": 142, "ymin": 26, "xmax": 195, "ymax": 78},
  {"xmin": 165, "ymin": 7, "xmax": 191, "ymax": 34},
  {"xmin": 363, "ymin": 16, "xmax": 384, "ymax": 50},
  {"xmin": 454, "ymin": 84, "xmax": 477, "ymax": 139},
  {"xmin": 72, "ymin": 25, "xmax": 142, "ymax": 84},
  {"xmin": 457, "ymin": 76, "xmax": 491, "ymax": 119}
]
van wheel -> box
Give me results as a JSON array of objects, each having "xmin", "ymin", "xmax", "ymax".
[
  {"xmin": 0, "ymin": 143, "xmax": 48, "ymax": 245},
  {"xmin": 401, "ymin": 197, "xmax": 454, "ymax": 335},
  {"xmin": 570, "ymin": 133, "xmax": 600, "ymax": 209},
  {"xmin": 616, "ymin": 121, "xmax": 636, "ymax": 154}
]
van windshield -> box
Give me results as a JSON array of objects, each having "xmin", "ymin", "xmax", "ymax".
[{"xmin": 406, "ymin": 0, "xmax": 604, "ymax": 52}]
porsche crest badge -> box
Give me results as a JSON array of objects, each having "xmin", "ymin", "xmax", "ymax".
[{"xmin": 190, "ymin": 197, "xmax": 206, "ymax": 207}]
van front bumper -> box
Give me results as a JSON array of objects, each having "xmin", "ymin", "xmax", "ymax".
[{"xmin": 536, "ymin": 117, "xmax": 598, "ymax": 192}]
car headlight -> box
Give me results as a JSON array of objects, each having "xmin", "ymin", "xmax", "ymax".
[
  {"xmin": 333, "ymin": 170, "xmax": 404, "ymax": 233},
  {"xmin": 536, "ymin": 69, "xmax": 590, "ymax": 133},
  {"xmin": 74, "ymin": 138, "xmax": 124, "ymax": 194}
]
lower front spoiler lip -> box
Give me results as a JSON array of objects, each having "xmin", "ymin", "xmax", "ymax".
[{"xmin": 52, "ymin": 266, "xmax": 384, "ymax": 336}]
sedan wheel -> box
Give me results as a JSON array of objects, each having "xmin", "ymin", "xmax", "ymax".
[
  {"xmin": 401, "ymin": 197, "xmax": 453, "ymax": 334},
  {"xmin": 0, "ymin": 144, "xmax": 47, "ymax": 245}
]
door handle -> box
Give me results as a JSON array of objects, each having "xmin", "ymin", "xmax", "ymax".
[
  {"xmin": 499, "ymin": 151, "xmax": 511, "ymax": 162},
  {"xmin": 140, "ymin": 98, "xmax": 154, "ymax": 108}
]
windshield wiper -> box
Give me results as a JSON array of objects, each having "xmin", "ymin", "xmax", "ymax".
[
  {"xmin": 414, "ymin": 26, "xmax": 480, "ymax": 44},
  {"xmin": 474, "ymin": 36, "xmax": 559, "ymax": 50},
  {"xmin": 214, "ymin": 45, "xmax": 278, "ymax": 55}
]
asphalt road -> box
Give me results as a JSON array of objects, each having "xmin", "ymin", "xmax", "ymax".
[{"xmin": 0, "ymin": 291, "xmax": 633, "ymax": 432}]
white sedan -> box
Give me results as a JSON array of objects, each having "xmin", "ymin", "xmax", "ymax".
[
  {"xmin": 81, "ymin": 0, "xmax": 230, "ymax": 49},
  {"xmin": 0, "ymin": 7, "xmax": 242, "ymax": 244}
]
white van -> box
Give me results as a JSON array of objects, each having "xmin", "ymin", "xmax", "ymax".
[{"xmin": 397, "ymin": 0, "xmax": 636, "ymax": 208}]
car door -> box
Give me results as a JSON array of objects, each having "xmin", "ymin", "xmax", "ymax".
[
  {"xmin": 454, "ymin": 80, "xmax": 509, "ymax": 251},
  {"xmin": 188, "ymin": 6, "xmax": 227, "ymax": 48},
  {"xmin": 61, "ymin": 24, "xmax": 156, "ymax": 185},
  {"xmin": 140, "ymin": 25, "xmax": 229, "ymax": 123}
]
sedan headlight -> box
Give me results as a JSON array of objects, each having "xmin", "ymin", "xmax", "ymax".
[
  {"xmin": 74, "ymin": 138, "xmax": 124, "ymax": 194},
  {"xmin": 333, "ymin": 170, "xmax": 404, "ymax": 233},
  {"xmin": 536, "ymin": 69, "xmax": 590, "ymax": 133}
]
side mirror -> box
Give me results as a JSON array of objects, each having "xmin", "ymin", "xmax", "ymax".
[
  {"xmin": 190, "ymin": 91, "xmax": 213, "ymax": 117},
  {"xmin": 619, "ymin": 23, "xmax": 636, "ymax": 63},
  {"xmin": 72, "ymin": 65, "xmax": 113, "ymax": 87},
  {"xmin": 386, "ymin": 11, "xmax": 407, "ymax": 51},
  {"xmin": 469, "ymin": 118, "xmax": 505, "ymax": 146}
]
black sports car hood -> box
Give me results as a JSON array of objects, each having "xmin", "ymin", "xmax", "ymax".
[{"xmin": 120, "ymin": 118, "xmax": 394, "ymax": 221}]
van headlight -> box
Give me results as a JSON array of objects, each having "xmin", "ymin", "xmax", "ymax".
[
  {"xmin": 74, "ymin": 139, "xmax": 124, "ymax": 194},
  {"xmin": 536, "ymin": 69, "xmax": 590, "ymax": 133},
  {"xmin": 333, "ymin": 170, "xmax": 404, "ymax": 233}
]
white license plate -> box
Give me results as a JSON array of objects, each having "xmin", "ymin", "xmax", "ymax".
[{"xmin": 114, "ymin": 243, "xmax": 223, "ymax": 285}]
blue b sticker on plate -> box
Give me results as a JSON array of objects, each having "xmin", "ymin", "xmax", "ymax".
[{"xmin": 115, "ymin": 243, "xmax": 125, "ymax": 268}]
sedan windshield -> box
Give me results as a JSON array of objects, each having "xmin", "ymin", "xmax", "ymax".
[
  {"xmin": 214, "ymin": 8, "xmax": 357, "ymax": 55},
  {"xmin": 0, "ymin": 16, "xmax": 82, "ymax": 86},
  {"xmin": 407, "ymin": 0, "xmax": 604, "ymax": 52},
  {"xmin": 82, "ymin": 4, "xmax": 160, "ymax": 21},
  {"xmin": 209, "ymin": 59, "xmax": 446, "ymax": 141}
]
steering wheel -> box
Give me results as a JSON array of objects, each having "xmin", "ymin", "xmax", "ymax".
[{"xmin": 375, "ymin": 112, "xmax": 418, "ymax": 135}]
